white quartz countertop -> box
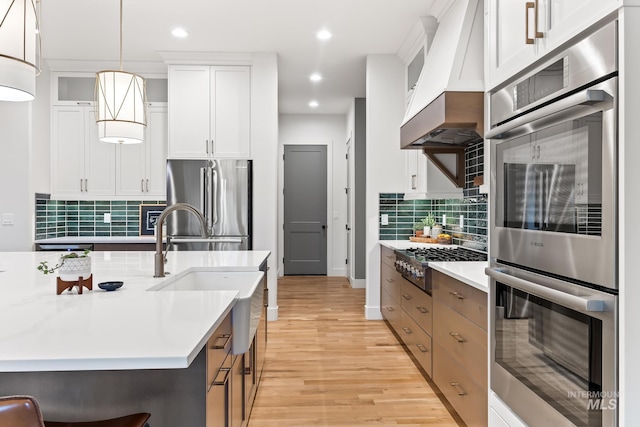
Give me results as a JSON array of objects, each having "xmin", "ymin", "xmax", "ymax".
[
  {"xmin": 379, "ymin": 240, "xmax": 455, "ymax": 250},
  {"xmin": 428, "ymin": 261, "xmax": 489, "ymax": 292},
  {"xmin": 35, "ymin": 236, "xmax": 158, "ymax": 244},
  {"xmin": 0, "ymin": 250, "xmax": 269, "ymax": 372}
]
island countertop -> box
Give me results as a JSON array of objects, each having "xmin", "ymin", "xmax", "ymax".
[{"xmin": 0, "ymin": 250, "xmax": 269, "ymax": 372}]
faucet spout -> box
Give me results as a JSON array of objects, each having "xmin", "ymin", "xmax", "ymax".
[{"xmin": 154, "ymin": 203, "xmax": 208, "ymax": 277}]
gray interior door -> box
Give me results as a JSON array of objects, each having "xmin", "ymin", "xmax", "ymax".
[{"xmin": 284, "ymin": 145, "xmax": 327, "ymax": 275}]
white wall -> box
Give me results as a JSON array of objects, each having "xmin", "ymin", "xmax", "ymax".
[
  {"xmin": 250, "ymin": 53, "xmax": 280, "ymax": 321},
  {"xmin": 278, "ymin": 114, "xmax": 348, "ymax": 277},
  {"xmin": 32, "ymin": 64, "xmax": 51, "ymax": 194},
  {"xmin": 364, "ymin": 54, "xmax": 406, "ymax": 319},
  {"xmin": 0, "ymin": 101, "xmax": 33, "ymax": 251}
]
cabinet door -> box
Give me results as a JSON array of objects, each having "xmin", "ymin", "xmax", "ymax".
[
  {"xmin": 168, "ymin": 65, "xmax": 211, "ymax": 158},
  {"xmin": 211, "ymin": 66, "xmax": 251, "ymax": 158},
  {"xmin": 51, "ymin": 106, "xmax": 86, "ymax": 197},
  {"xmin": 85, "ymin": 109, "xmax": 116, "ymax": 196},
  {"xmin": 115, "ymin": 141, "xmax": 146, "ymax": 196},
  {"xmin": 487, "ymin": 0, "xmax": 539, "ymax": 88},
  {"xmin": 145, "ymin": 106, "xmax": 168, "ymax": 197}
]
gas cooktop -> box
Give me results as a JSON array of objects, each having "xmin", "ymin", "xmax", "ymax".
[{"xmin": 398, "ymin": 246, "xmax": 487, "ymax": 264}]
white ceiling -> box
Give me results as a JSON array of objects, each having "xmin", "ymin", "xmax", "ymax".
[{"xmin": 40, "ymin": 0, "xmax": 449, "ymax": 114}]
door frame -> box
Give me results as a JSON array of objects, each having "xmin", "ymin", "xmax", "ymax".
[{"xmin": 278, "ymin": 142, "xmax": 333, "ymax": 277}]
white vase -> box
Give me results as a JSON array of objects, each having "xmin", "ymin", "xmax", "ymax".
[
  {"xmin": 423, "ymin": 226, "xmax": 431, "ymax": 236},
  {"xmin": 58, "ymin": 256, "xmax": 92, "ymax": 282},
  {"xmin": 431, "ymin": 226, "xmax": 442, "ymax": 238}
]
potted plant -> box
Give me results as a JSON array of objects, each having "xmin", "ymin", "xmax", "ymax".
[
  {"xmin": 37, "ymin": 249, "xmax": 92, "ymax": 281},
  {"xmin": 422, "ymin": 213, "xmax": 436, "ymax": 236},
  {"xmin": 412, "ymin": 221, "xmax": 425, "ymax": 237}
]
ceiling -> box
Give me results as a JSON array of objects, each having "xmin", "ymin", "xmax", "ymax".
[{"xmin": 40, "ymin": 0, "xmax": 450, "ymax": 115}]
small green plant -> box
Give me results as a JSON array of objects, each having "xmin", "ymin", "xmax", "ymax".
[
  {"xmin": 423, "ymin": 213, "xmax": 436, "ymax": 227},
  {"xmin": 37, "ymin": 249, "xmax": 91, "ymax": 275}
]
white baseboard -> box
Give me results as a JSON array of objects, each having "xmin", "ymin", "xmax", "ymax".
[
  {"xmin": 365, "ymin": 305, "xmax": 383, "ymax": 320},
  {"xmin": 267, "ymin": 306, "xmax": 279, "ymax": 321},
  {"xmin": 349, "ymin": 278, "xmax": 366, "ymax": 288}
]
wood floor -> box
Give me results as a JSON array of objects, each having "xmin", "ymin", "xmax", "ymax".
[{"xmin": 248, "ymin": 276, "xmax": 461, "ymax": 427}]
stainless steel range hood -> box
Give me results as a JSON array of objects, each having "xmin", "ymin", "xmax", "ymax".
[{"xmin": 401, "ymin": 0, "xmax": 484, "ymax": 150}]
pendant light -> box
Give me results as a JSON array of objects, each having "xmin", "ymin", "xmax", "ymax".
[
  {"xmin": 0, "ymin": 0, "xmax": 39, "ymax": 101},
  {"xmin": 95, "ymin": 0, "xmax": 146, "ymax": 144}
]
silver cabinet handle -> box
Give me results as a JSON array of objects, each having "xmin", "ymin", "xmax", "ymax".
[
  {"xmin": 205, "ymin": 140, "xmax": 209, "ymax": 154},
  {"xmin": 401, "ymin": 327, "xmax": 412, "ymax": 334},
  {"xmin": 416, "ymin": 344, "xmax": 428, "ymax": 353},
  {"xmin": 84, "ymin": 179, "xmax": 88, "ymax": 192},
  {"xmin": 450, "ymin": 382, "xmax": 466, "ymax": 396},
  {"xmin": 146, "ymin": 179, "xmax": 149, "ymax": 192},
  {"xmin": 449, "ymin": 291, "xmax": 464, "ymax": 300},
  {"xmin": 416, "ymin": 306, "xmax": 429, "ymax": 314},
  {"xmin": 80, "ymin": 179, "xmax": 83, "ymax": 191},
  {"xmin": 402, "ymin": 294, "xmax": 413, "ymax": 301},
  {"xmin": 211, "ymin": 140, "xmax": 215, "ymax": 155},
  {"xmin": 411, "ymin": 174, "xmax": 417, "ymax": 190},
  {"xmin": 449, "ymin": 332, "xmax": 466, "ymax": 343},
  {"xmin": 141, "ymin": 179, "xmax": 145, "ymax": 192},
  {"xmin": 536, "ymin": 145, "xmax": 540, "ymax": 159}
]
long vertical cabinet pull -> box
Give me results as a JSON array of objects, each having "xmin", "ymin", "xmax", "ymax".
[
  {"xmin": 146, "ymin": 179, "xmax": 149, "ymax": 192},
  {"xmin": 525, "ymin": 2, "xmax": 535, "ymax": 44},
  {"xmin": 80, "ymin": 179, "xmax": 83, "ymax": 192},
  {"xmin": 141, "ymin": 179, "xmax": 145, "ymax": 192},
  {"xmin": 205, "ymin": 140, "xmax": 209, "ymax": 154},
  {"xmin": 534, "ymin": 0, "xmax": 544, "ymax": 40},
  {"xmin": 84, "ymin": 179, "xmax": 88, "ymax": 192}
]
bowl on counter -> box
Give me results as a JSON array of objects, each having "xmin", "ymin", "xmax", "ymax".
[{"xmin": 98, "ymin": 281, "xmax": 123, "ymax": 291}]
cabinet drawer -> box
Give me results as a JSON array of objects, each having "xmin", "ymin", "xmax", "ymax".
[
  {"xmin": 400, "ymin": 280, "xmax": 433, "ymax": 335},
  {"xmin": 381, "ymin": 288, "xmax": 401, "ymax": 330},
  {"xmin": 380, "ymin": 263, "xmax": 402, "ymax": 303},
  {"xmin": 433, "ymin": 342, "xmax": 488, "ymax": 427},
  {"xmin": 380, "ymin": 246, "xmax": 396, "ymax": 268},
  {"xmin": 433, "ymin": 298, "xmax": 487, "ymax": 389},
  {"xmin": 432, "ymin": 270, "xmax": 487, "ymax": 330},
  {"xmin": 207, "ymin": 314, "xmax": 232, "ymax": 387},
  {"xmin": 399, "ymin": 310, "xmax": 432, "ymax": 377}
]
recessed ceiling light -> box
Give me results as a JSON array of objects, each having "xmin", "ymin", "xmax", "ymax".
[
  {"xmin": 172, "ymin": 28, "xmax": 188, "ymax": 38},
  {"xmin": 310, "ymin": 73, "xmax": 322, "ymax": 82},
  {"xmin": 316, "ymin": 30, "xmax": 332, "ymax": 40},
  {"xmin": 309, "ymin": 100, "xmax": 319, "ymax": 108}
]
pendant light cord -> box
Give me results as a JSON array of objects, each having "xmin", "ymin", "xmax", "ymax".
[{"xmin": 119, "ymin": 0, "xmax": 123, "ymax": 71}]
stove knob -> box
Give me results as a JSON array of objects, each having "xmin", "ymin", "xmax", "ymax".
[{"xmin": 415, "ymin": 270, "xmax": 424, "ymax": 278}]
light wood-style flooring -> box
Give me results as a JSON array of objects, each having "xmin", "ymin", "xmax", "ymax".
[{"xmin": 249, "ymin": 276, "xmax": 461, "ymax": 427}]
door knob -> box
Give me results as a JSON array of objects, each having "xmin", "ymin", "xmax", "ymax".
[{"xmin": 322, "ymin": 225, "xmax": 326, "ymax": 230}]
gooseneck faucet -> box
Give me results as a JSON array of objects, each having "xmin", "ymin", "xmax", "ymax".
[{"xmin": 154, "ymin": 203, "xmax": 208, "ymax": 277}]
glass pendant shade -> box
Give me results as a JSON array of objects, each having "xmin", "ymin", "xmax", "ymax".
[
  {"xmin": 0, "ymin": 0, "xmax": 38, "ymax": 101},
  {"xmin": 95, "ymin": 70, "xmax": 147, "ymax": 144}
]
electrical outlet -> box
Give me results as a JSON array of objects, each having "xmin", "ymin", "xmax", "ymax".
[
  {"xmin": 1, "ymin": 213, "xmax": 14, "ymax": 226},
  {"xmin": 103, "ymin": 213, "xmax": 111, "ymax": 224},
  {"xmin": 380, "ymin": 214, "xmax": 389, "ymax": 225}
]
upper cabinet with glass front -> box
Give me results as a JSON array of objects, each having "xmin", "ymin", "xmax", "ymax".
[{"xmin": 486, "ymin": 0, "xmax": 620, "ymax": 89}]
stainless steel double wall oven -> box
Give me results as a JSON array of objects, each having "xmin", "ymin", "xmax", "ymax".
[{"xmin": 487, "ymin": 21, "xmax": 618, "ymax": 427}]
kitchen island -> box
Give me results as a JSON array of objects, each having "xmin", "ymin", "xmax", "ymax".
[{"xmin": 0, "ymin": 250, "xmax": 269, "ymax": 426}]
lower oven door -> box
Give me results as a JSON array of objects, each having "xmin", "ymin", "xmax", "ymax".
[{"xmin": 486, "ymin": 265, "xmax": 617, "ymax": 427}]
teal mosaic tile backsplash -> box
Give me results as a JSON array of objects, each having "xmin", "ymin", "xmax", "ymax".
[
  {"xmin": 378, "ymin": 194, "xmax": 488, "ymax": 250},
  {"xmin": 35, "ymin": 198, "xmax": 165, "ymax": 240}
]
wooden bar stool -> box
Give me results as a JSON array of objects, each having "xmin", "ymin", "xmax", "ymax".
[{"xmin": 0, "ymin": 396, "xmax": 150, "ymax": 427}]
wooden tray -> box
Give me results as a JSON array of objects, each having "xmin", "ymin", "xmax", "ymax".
[{"xmin": 409, "ymin": 236, "xmax": 438, "ymax": 243}]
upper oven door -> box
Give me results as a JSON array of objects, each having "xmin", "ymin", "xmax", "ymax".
[{"xmin": 488, "ymin": 77, "xmax": 617, "ymax": 290}]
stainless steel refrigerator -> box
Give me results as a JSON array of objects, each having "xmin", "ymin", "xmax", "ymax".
[{"xmin": 166, "ymin": 159, "xmax": 252, "ymax": 251}]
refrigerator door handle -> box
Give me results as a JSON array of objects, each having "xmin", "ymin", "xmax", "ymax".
[
  {"xmin": 212, "ymin": 169, "xmax": 219, "ymax": 225},
  {"xmin": 200, "ymin": 167, "xmax": 208, "ymax": 231}
]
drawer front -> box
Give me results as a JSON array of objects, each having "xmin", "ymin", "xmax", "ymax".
[
  {"xmin": 400, "ymin": 280, "xmax": 433, "ymax": 335},
  {"xmin": 433, "ymin": 342, "xmax": 488, "ymax": 427},
  {"xmin": 381, "ymin": 288, "xmax": 401, "ymax": 327},
  {"xmin": 380, "ymin": 245, "xmax": 396, "ymax": 268},
  {"xmin": 399, "ymin": 310, "xmax": 432, "ymax": 377},
  {"xmin": 207, "ymin": 314, "xmax": 232, "ymax": 387},
  {"xmin": 432, "ymin": 270, "xmax": 487, "ymax": 330},
  {"xmin": 433, "ymin": 298, "xmax": 487, "ymax": 388},
  {"xmin": 380, "ymin": 262, "xmax": 402, "ymax": 302}
]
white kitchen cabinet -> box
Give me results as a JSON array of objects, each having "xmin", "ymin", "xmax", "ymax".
[
  {"xmin": 403, "ymin": 150, "xmax": 463, "ymax": 200},
  {"xmin": 51, "ymin": 106, "xmax": 116, "ymax": 198},
  {"xmin": 487, "ymin": 0, "xmax": 619, "ymax": 89},
  {"xmin": 116, "ymin": 105, "xmax": 167, "ymax": 198},
  {"xmin": 168, "ymin": 65, "xmax": 250, "ymax": 159}
]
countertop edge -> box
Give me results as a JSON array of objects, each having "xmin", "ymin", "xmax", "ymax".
[{"xmin": 429, "ymin": 261, "xmax": 489, "ymax": 293}]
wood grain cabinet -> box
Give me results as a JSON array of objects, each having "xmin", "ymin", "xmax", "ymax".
[
  {"xmin": 432, "ymin": 269, "xmax": 488, "ymax": 427},
  {"xmin": 206, "ymin": 314, "xmax": 233, "ymax": 427}
]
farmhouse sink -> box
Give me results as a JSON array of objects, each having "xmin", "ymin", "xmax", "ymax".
[{"xmin": 149, "ymin": 270, "xmax": 264, "ymax": 354}]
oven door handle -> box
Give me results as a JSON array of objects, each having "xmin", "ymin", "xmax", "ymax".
[
  {"xmin": 485, "ymin": 267, "xmax": 605, "ymax": 312},
  {"xmin": 486, "ymin": 89, "xmax": 607, "ymax": 140}
]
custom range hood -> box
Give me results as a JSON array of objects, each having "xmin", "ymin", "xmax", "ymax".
[{"xmin": 401, "ymin": 0, "xmax": 484, "ymax": 150}]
